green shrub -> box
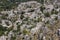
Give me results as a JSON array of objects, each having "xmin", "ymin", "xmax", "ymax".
[
  {"xmin": 0, "ymin": 25, "xmax": 7, "ymax": 36},
  {"xmin": 44, "ymin": 12, "xmax": 50, "ymax": 17}
]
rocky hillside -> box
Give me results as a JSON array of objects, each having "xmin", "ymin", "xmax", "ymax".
[{"xmin": 0, "ymin": 1, "xmax": 60, "ymax": 40}]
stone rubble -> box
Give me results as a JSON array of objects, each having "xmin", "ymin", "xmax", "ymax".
[{"xmin": 0, "ymin": 1, "xmax": 60, "ymax": 40}]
